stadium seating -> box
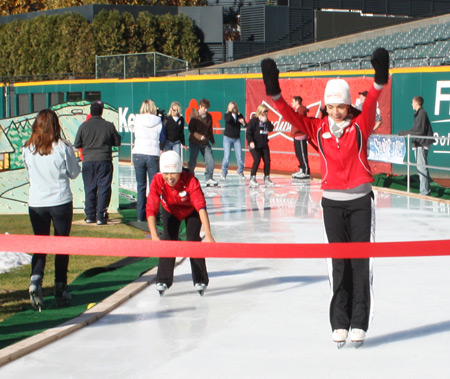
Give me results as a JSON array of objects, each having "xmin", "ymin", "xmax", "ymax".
[{"xmin": 231, "ymin": 19, "xmax": 450, "ymax": 73}]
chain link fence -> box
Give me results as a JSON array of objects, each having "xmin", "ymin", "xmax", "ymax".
[{"xmin": 96, "ymin": 52, "xmax": 189, "ymax": 79}]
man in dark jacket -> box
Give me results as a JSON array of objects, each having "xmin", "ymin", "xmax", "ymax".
[
  {"xmin": 187, "ymin": 98, "xmax": 218, "ymax": 187},
  {"xmin": 399, "ymin": 96, "xmax": 434, "ymax": 195},
  {"xmin": 74, "ymin": 101, "xmax": 121, "ymax": 224}
]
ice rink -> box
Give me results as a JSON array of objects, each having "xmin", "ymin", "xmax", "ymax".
[{"xmin": 2, "ymin": 173, "xmax": 450, "ymax": 378}]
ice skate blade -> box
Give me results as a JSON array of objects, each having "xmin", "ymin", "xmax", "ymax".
[
  {"xmin": 335, "ymin": 341, "xmax": 346, "ymax": 349},
  {"xmin": 157, "ymin": 290, "xmax": 166, "ymax": 297},
  {"xmin": 195, "ymin": 283, "xmax": 207, "ymax": 296},
  {"xmin": 352, "ymin": 341, "xmax": 364, "ymax": 349},
  {"xmin": 30, "ymin": 294, "xmax": 44, "ymax": 312}
]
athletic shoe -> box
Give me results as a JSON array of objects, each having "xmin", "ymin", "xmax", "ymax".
[
  {"xmin": 332, "ymin": 329, "xmax": 348, "ymax": 342},
  {"xmin": 206, "ymin": 178, "xmax": 218, "ymax": 187},
  {"xmin": 249, "ymin": 176, "xmax": 259, "ymax": 188},
  {"xmin": 84, "ymin": 218, "xmax": 95, "ymax": 224},
  {"xmin": 350, "ymin": 328, "xmax": 366, "ymax": 342},
  {"xmin": 97, "ymin": 219, "xmax": 107, "ymax": 225},
  {"xmin": 292, "ymin": 169, "xmax": 310, "ymax": 179}
]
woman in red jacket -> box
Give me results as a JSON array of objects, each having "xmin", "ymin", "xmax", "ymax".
[
  {"xmin": 146, "ymin": 150, "xmax": 215, "ymax": 296},
  {"xmin": 261, "ymin": 48, "xmax": 389, "ymax": 346}
]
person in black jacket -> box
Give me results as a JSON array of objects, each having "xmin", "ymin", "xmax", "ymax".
[
  {"xmin": 246, "ymin": 104, "xmax": 274, "ymax": 187},
  {"xmin": 163, "ymin": 101, "xmax": 187, "ymax": 157},
  {"xmin": 221, "ymin": 101, "xmax": 247, "ymax": 180},
  {"xmin": 74, "ymin": 101, "xmax": 121, "ymax": 225},
  {"xmin": 398, "ymin": 96, "xmax": 434, "ymax": 195}
]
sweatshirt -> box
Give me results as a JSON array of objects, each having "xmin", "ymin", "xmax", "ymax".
[
  {"xmin": 23, "ymin": 139, "xmax": 81, "ymax": 207},
  {"xmin": 146, "ymin": 171, "xmax": 206, "ymax": 221}
]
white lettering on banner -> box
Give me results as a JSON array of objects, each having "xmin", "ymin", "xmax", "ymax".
[
  {"xmin": 118, "ymin": 107, "xmax": 136, "ymax": 133},
  {"xmin": 434, "ymin": 81, "xmax": 450, "ymax": 116}
]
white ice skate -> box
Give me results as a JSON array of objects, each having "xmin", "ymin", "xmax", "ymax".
[
  {"xmin": 332, "ymin": 329, "xmax": 348, "ymax": 349},
  {"xmin": 195, "ymin": 283, "xmax": 207, "ymax": 296},
  {"xmin": 350, "ymin": 328, "xmax": 366, "ymax": 348},
  {"xmin": 29, "ymin": 281, "xmax": 44, "ymax": 312},
  {"xmin": 249, "ymin": 176, "xmax": 259, "ymax": 188},
  {"xmin": 156, "ymin": 283, "xmax": 168, "ymax": 296},
  {"xmin": 264, "ymin": 176, "xmax": 275, "ymax": 187}
]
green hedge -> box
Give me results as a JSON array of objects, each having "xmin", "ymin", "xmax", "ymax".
[{"xmin": 0, "ymin": 9, "xmax": 200, "ymax": 77}]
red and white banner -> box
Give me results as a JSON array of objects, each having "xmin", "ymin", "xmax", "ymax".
[{"xmin": 245, "ymin": 77, "xmax": 392, "ymax": 174}]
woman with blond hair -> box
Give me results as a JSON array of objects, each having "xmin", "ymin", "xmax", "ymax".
[
  {"xmin": 221, "ymin": 101, "xmax": 246, "ymax": 181},
  {"xmin": 132, "ymin": 99, "xmax": 165, "ymax": 222},
  {"xmin": 246, "ymin": 103, "xmax": 274, "ymax": 187},
  {"xmin": 23, "ymin": 109, "xmax": 80, "ymax": 310},
  {"xmin": 163, "ymin": 101, "xmax": 187, "ymax": 157}
]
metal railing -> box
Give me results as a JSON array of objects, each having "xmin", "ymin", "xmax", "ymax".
[{"xmin": 403, "ymin": 134, "xmax": 450, "ymax": 193}]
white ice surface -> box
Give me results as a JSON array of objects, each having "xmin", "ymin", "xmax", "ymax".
[{"xmin": 2, "ymin": 175, "xmax": 450, "ymax": 378}]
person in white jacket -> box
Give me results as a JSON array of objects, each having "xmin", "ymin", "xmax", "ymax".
[
  {"xmin": 22, "ymin": 109, "xmax": 81, "ymax": 311},
  {"xmin": 132, "ymin": 99, "xmax": 166, "ymax": 222}
]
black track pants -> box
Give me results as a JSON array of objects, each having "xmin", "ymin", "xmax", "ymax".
[{"xmin": 322, "ymin": 192, "xmax": 374, "ymax": 331}]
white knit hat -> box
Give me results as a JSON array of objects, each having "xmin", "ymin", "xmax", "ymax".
[
  {"xmin": 159, "ymin": 151, "xmax": 182, "ymax": 173},
  {"xmin": 324, "ymin": 79, "xmax": 351, "ymax": 105}
]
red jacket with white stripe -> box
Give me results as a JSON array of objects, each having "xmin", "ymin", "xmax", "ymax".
[
  {"xmin": 274, "ymin": 84, "xmax": 382, "ymax": 190},
  {"xmin": 146, "ymin": 171, "xmax": 206, "ymax": 220}
]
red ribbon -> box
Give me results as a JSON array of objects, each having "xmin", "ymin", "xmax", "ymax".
[{"xmin": 0, "ymin": 234, "xmax": 448, "ymax": 259}]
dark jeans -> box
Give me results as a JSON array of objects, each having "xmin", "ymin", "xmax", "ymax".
[
  {"xmin": 28, "ymin": 201, "xmax": 73, "ymax": 283},
  {"xmin": 133, "ymin": 154, "xmax": 159, "ymax": 221},
  {"xmin": 322, "ymin": 193, "xmax": 374, "ymax": 331},
  {"xmin": 250, "ymin": 146, "xmax": 270, "ymax": 176},
  {"xmin": 82, "ymin": 161, "xmax": 113, "ymax": 221},
  {"xmin": 294, "ymin": 139, "xmax": 309, "ymax": 175},
  {"xmin": 156, "ymin": 208, "xmax": 209, "ymax": 288}
]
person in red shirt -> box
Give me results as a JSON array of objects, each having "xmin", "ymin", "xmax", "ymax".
[
  {"xmin": 261, "ymin": 48, "xmax": 389, "ymax": 347},
  {"xmin": 146, "ymin": 150, "xmax": 215, "ymax": 296},
  {"xmin": 290, "ymin": 96, "xmax": 310, "ymax": 180}
]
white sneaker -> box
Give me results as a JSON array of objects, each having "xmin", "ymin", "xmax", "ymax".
[
  {"xmin": 332, "ymin": 329, "xmax": 348, "ymax": 342},
  {"xmin": 249, "ymin": 176, "xmax": 259, "ymax": 188},
  {"xmin": 220, "ymin": 173, "xmax": 226, "ymax": 181},
  {"xmin": 292, "ymin": 169, "xmax": 310, "ymax": 179},
  {"xmin": 206, "ymin": 178, "xmax": 218, "ymax": 187},
  {"xmin": 350, "ymin": 328, "xmax": 366, "ymax": 342}
]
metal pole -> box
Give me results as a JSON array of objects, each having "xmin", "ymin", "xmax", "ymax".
[{"xmin": 406, "ymin": 135, "xmax": 411, "ymax": 193}]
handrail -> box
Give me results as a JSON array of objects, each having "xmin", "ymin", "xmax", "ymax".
[{"xmin": 394, "ymin": 134, "xmax": 449, "ymax": 193}]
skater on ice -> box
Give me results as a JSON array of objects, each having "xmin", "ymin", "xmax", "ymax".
[
  {"xmin": 246, "ymin": 104, "xmax": 275, "ymax": 188},
  {"xmin": 261, "ymin": 47, "xmax": 390, "ymax": 347},
  {"xmin": 146, "ymin": 150, "xmax": 215, "ymax": 296}
]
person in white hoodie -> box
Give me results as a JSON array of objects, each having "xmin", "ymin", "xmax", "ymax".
[
  {"xmin": 23, "ymin": 109, "xmax": 81, "ymax": 311},
  {"xmin": 132, "ymin": 99, "xmax": 166, "ymax": 222}
]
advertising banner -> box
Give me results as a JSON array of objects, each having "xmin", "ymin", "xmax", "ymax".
[{"xmin": 246, "ymin": 77, "xmax": 392, "ymax": 174}]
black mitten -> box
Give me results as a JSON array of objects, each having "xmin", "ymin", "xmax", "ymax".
[
  {"xmin": 370, "ymin": 48, "xmax": 390, "ymax": 85},
  {"xmin": 261, "ymin": 59, "xmax": 281, "ymax": 96}
]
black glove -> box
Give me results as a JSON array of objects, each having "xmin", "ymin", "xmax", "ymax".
[
  {"xmin": 370, "ymin": 48, "xmax": 390, "ymax": 85},
  {"xmin": 261, "ymin": 59, "xmax": 281, "ymax": 96}
]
